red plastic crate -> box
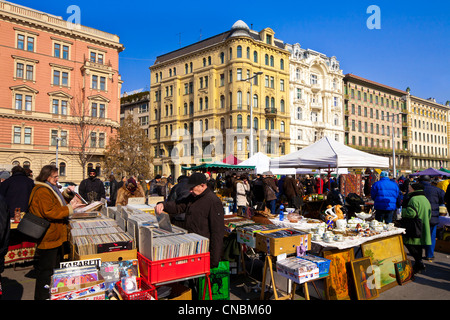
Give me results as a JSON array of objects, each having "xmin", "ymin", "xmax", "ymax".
[
  {"xmin": 116, "ymin": 277, "xmax": 157, "ymax": 300},
  {"xmin": 137, "ymin": 252, "xmax": 210, "ymax": 285}
]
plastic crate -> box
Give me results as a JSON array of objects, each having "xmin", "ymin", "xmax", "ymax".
[
  {"xmin": 298, "ymin": 254, "xmax": 331, "ymax": 277},
  {"xmin": 116, "ymin": 277, "xmax": 157, "ymax": 300},
  {"xmin": 137, "ymin": 252, "xmax": 210, "ymax": 285}
]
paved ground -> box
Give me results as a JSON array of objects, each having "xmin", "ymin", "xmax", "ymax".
[{"xmin": 1, "ymin": 247, "xmax": 449, "ymax": 301}]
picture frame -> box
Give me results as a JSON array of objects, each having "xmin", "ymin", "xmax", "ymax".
[
  {"xmin": 394, "ymin": 260, "xmax": 414, "ymax": 285},
  {"xmin": 361, "ymin": 234, "xmax": 406, "ymax": 292},
  {"xmin": 323, "ymin": 248, "xmax": 355, "ymax": 300},
  {"xmin": 350, "ymin": 257, "xmax": 379, "ymax": 300}
]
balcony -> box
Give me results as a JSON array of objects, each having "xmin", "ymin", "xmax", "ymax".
[{"xmin": 265, "ymin": 108, "xmax": 277, "ymax": 117}]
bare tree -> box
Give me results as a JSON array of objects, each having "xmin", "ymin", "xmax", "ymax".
[
  {"xmin": 103, "ymin": 114, "xmax": 153, "ymax": 178},
  {"xmin": 69, "ymin": 88, "xmax": 108, "ymax": 179}
]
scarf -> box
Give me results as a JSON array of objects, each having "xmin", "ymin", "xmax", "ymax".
[{"xmin": 46, "ymin": 181, "xmax": 67, "ymax": 205}]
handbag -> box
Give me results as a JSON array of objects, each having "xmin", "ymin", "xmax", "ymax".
[
  {"xmin": 17, "ymin": 187, "xmax": 50, "ymax": 240},
  {"xmin": 400, "ymin": 211, "xmax": 422, "ymax": 238}
]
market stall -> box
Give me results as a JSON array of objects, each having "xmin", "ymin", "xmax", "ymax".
[
  {"xmin": 182, "ymin": 162, "xmax": 255, "ymax": 173},
  {"xmin": 409, "ymin": 167, "xmax": 450, "ymax": 177}
]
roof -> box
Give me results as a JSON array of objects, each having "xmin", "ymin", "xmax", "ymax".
[
  {"xmin": 153, "ymin": 21, "xmax": 286, "ymax": 66},
  {"xmin": 344, "ymin": 73, "xmax": 407, "ymax": 96}
]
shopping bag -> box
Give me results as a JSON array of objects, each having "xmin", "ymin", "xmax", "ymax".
[{"xmin": 198, "ymin": 261, "xmax": 230, "ymax": 300}]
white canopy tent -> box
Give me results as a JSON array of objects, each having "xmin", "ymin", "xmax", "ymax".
[
  {"xmin": 238, "ymin": 152, "xmax": 296, "ymax": 175},
  {"xmin": 270, "ymin": 137, "xmax": 389, "ymax": 172}
]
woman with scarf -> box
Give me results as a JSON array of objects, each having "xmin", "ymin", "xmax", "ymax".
[
  {"xmin": 28, "ymin": 165, "xmax": 85, "ymax": 300},
  {"xmin": 401, "ymin": 182, "xmax": 432, "ymax": 274},
  {"xmin": 116, "ymin": 177, "xmax": 146, "ymax": 206}
]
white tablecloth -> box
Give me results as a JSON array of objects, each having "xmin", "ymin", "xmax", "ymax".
[{"xmin": 269, "ymin": 218, "xmax": 406, "ymax": 251}]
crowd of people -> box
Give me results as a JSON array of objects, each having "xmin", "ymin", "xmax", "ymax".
[{"xmin": 0, "ymin": 163, "xmax": 449, "ymax": 299}]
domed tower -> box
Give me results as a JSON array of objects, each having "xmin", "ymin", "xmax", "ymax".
[{"xmin": 229, "ymin": 20, "xmax": 251, "ymax": 38}]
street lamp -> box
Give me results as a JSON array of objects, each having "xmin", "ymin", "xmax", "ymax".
[
  {"xmin": 55, "ymin": 137, "xmax": 62, "ymax": 169},
  {"xmin": 241, "ymin": 72, "xmax": 263, "ymax": 158},
  {"xmin": 387, "ymin": 112, "xmax": 402, "ymax": 179}
]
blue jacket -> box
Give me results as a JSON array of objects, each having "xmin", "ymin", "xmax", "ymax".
[
  {"xmin": 421, "ymin": 181, "xmax": 445, "ymax": 226},
  {"xmin": 371, "ymin": 177, "xmax": 402, "ymax": 211}
]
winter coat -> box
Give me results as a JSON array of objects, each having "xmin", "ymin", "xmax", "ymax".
[
  {"xmin": 420, "ymin": 181, "xmax": 445, "ymax": 226},
  {"xmin": 79, "ymin": 177, "xmax": 105, "ymax": 203},
  {"xmin": 0, "ymin": 172, "xmax": 34, "ymax": 218},
  {"xmin": 283, "ymin": 176, "xmax": 301, "ymax": 199},
  {"xmin": 401, "ymin": 190, "xmax": 431, "ymax": 246},
  {"xmin": 163, "ymin": 187, "xmax": 224, "ymax": 268},
  {"xmin": 28, "ymin": 182, "xmax": 74, "ymax": 250},
  {"xmin": 0, "ymin": 194, "xmax": 10, "ymax": 273},
  {"xmin": 109, "ymin": 179, "xmax": 119, "ymax": 206},
  {"xmin": 115, "ymin": 184, "xmax": 146, "ymax": 206},
  {"xmin": 236, "ymin": 181, "xmax": 250, "ymax": 207},
  {"xmin": 263, "ymin": 177, "xmax": 278, "ymax": 202},
  {"xmin": 371, "ymin": 177, "xmax": 402, "ymax": 211}
]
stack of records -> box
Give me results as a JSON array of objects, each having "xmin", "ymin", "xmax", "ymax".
[
  {"xmin": 70, "ymin": 217, "xmax": 134, "ymax": 256},
  {"xmin": 151, "ymin": 233, "xmax": 210, "ymax": 261}
]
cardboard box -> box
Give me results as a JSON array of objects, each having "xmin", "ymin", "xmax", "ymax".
[
  {"xmin": 71, "ymin": 242, "xmax": 138, "ymax": 263},
  {"xmin": 166, "ymin": 282, "xmax": 192, "ymax": 300},
  {"xmin": 435, "ymin": 240, "xmax": 450, "ymax": 254},
  {"xmin": 255, "ymin": 229, "xmax": 311, "ymax": 256},
  {"xmin": 236, "ymin": 225, "xmax": 287, "ymax": 248}
]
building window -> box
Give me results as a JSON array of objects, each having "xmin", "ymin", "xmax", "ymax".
[
  {"xmin": 24, "ymin": 128, "xmax": 32, "ymax": 145},
  {"xmin": 280, "ymin": 59, "xmax": 284, "ymax": 70},
  {"xmin": 280, "ymin": 121, "xmax": 285, "ymax": 133},
  {"xmin": 59, "ymin": 163, "xmax": 66, "ymax": 176},
  {"xmin": 310, "ymin": 74, "xmax": 318, "ymax": 85},
  {"xmin": 13, "ymin": 127, "xmax": 21, "ymax": 144},
  {"xmin": 15, "ymin": 94, "xmax": 32, "ymax": 111},
  {"xmin": 99, "ymin": 133, "xmax": 105, "ymax": 148},
  {"xmin": 280, "ymin": 79, "xmax": 285, "ymax": 92},
  {"xmin": 265, "ymin": 54, "xmax": 269, "ymax": 65},
  {"xmin": 237, "ymin": 46, "xmax": 242, "ymax": 58},
  {"xmin": 270, "ymin": 56, "xmax": 274, "ymax": 67},
  {"xmin": 90, "ymin": 132, "xmax": 97, "ymax": 148},
  {"xmin": 253, "ymin": 51, "xmax": 258, "ymax": 63}
]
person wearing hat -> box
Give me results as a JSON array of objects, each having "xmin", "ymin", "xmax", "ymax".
[
  {"xmin": 116, "ymin": 177, "xmax": 146, "ymax": 206},
  {"xmin": 78, "ymin": 168, "xmax": 106, "ymax": 203},
  {"xmin": 402, "ymin": 182, "xmax": 432, "ymax": 274},
  {"xmin": 371, "ymin": 171, "xmax": 402, "ymax": 224},
  {"xmin": 155, "ymin": 172, "xmax": 224, "ymax": 268},
  {"xmin": 418, "ymin": 175, "xmax": 445, "ymax": 262},
  {"xmin": 205, "ymin": 172, "xmax": 216, "ymax": 192}
]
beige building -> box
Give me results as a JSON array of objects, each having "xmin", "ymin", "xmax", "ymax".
[
  {"xmin": 343, "ymin": 74, "xmax": 410, "ymax": 174},
  {"xmin": 344, "ymin": 74, "xmax": 450, "ymax": 175},
  {"xmin": 148, "ymin": 20, "xmax": 291, "ymax": 177},
  {"xmin": 407, "ymin": 94, "xmax": 450, "ymax": 171}
]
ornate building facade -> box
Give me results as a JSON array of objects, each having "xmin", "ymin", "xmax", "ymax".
[
  {"xmin": 286, "ymin": 43, "xmax": 345, "ymax": 152},
  {"xmin": 0, "ymin": 1, "xmax": 124, "ymax": 183},
  {"xmin": 148, "ymin": 20, "xmax": 291, "ymax": 177}
]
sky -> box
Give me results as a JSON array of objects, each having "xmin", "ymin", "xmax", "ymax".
[{"xmin": 8, "ymin": 0, "xmax": 450, "ymax": 105}]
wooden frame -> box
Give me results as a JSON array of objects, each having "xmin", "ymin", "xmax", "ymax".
[
  {"xmin": 323, "ymin": 248, "xmax": 354, "ymax": 300},
  {"xmin": 350, "ymin": 257, "xmax": 379, "ymax": 300},
  {"xmin": 394, "ymin": 260, "xmax": 414, "ymax": 285},
  {"xmin": 361, "ymin": 234, "xmax": 406, "ymax": 292}
]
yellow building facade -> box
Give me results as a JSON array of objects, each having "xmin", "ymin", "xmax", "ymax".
[{"xmin": 149, "ymin": 21, "xmax": 291, "ymax": 177}]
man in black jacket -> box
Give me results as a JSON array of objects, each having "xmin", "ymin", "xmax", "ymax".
[
  {"xmin": 155, "ymin": 173, "xmax": 224, "ymax": 268},
  {"xmin": 0, "ymin": 166, "xmax": 34, "ymax": 218},
  {"xmin": 79, "ymin": 168, "xmax": 105, "ymax": 203},
  {"xmin": 420, "ymin": 175, "xmax": 445, "ymax": 261}
]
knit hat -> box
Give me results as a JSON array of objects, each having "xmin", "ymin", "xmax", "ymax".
[{"xmin": 380, "ymin": 171, "xmax": 389, "ymax": 178}]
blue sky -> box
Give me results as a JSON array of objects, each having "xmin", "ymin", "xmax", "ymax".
[{"xmin": 9, "ymin": 0, "xmax": 450, "ymax": 104}]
